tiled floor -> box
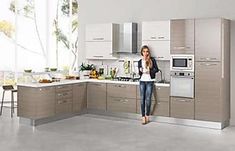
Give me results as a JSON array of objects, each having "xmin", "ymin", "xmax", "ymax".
[{"xmin": 1, "ymin": 108, "xmax": 235, "ymax": 151}]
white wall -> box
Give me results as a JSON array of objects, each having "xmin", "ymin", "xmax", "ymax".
[{"xmin": 78, "ymin": 0, "xmax": 235, "ymax": 125}]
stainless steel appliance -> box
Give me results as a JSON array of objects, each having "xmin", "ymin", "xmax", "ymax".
[
  {"xmin": 170, "ymin": 71, "xmax": 194, "ymax": 98},
  {"xmin": 170, "ymin": 54, "xmax": 194, "ymax": 72}
]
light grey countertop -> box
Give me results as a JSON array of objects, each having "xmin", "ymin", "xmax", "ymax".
[{"xmin": 17, "ymin": 79, "xmax": 170, "ymax": 88}]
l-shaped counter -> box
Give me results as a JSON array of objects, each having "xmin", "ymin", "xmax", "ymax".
[{"xmin": 17, "ymin": 79, "xmax": 227, "ymax": 129}]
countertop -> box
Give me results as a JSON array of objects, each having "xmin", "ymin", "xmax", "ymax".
[{"xmin": 17, "ymin": 79, "xmax": 170, "ymax": 88}]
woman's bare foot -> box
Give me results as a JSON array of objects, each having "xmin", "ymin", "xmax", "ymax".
[
  {"xmin": 145, "ymin": 116, "xmax": 149, "ymax": 123},
  {"xmin": 142, "ymin": 117, "xmax": 146, "ymax": 125}
]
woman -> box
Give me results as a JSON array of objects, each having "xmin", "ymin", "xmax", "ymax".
[{"xmin": 138, "ymin": 45, "xmax": 159, "ymax": 124}]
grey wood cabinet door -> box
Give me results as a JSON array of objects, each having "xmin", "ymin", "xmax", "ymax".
[
  {"xmin": 170, "ymin": 97, "xmax": 194, "ymax": 119},
  {"xmin": 18, "ymin": 86, "xmax": 56, "ymax": 119},
  {"xmin": 73, "ymin": 83, "xmax": 87, "ymax": 113},
  {"xmin": 137, "ymin": 86, "xmax": 170, "ymax": 116},
  {"xmin": 87, "ymin": 83, "xmax": 107, "ymax": 111},
  {"xmin": 107, "ymin": 84, "xmax": 136, "ymax": 99},
  {"xmin": 195, "ymin": 62, "xmax": 222, "ymax": 122},
  {"xmin": 107, "ymin": 97, "xmax": 136, "ymax": 113},
  {"xmin": 170, "ymin": 19, "xmax": 195, "ymax": 54},
  {"xmin": 195, "ymin": 18, "xmax": 222, "ymax": 61}
]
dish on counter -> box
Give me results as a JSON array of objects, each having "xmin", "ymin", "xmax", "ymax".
[{"xmin": 39, "ymin": 79, "xmax": 53, "ymax": 83}]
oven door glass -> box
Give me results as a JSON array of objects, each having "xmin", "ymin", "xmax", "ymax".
[
  {"xmin": 170, "ymin": 76, "xmax": 194, "ymax": 98},
  {"xmin": 173, "ymin": 59, "xmax": 187, "ymax": 67}
]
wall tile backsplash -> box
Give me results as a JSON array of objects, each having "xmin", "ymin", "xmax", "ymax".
[{"xmin": 88, "ymin": 55, "xmax": 170, "ymax": 82}]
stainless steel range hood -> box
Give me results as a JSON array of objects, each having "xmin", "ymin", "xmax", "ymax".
[{"xmin": 117, "ymin": 22, "xmax": 137, "ymax": 53}]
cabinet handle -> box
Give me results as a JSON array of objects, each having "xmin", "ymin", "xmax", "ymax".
[
  {"xmin": 122, "ymin": 99, "xmax": 128, "ymax": 103},
  {"xmin": 114, "ymin": 85, "xmax": 126, "ymax": 88},
  {"xmin": 157, "ymin": 56, "xmax": 164, "ymax": 59},
  {"xmin": 90, "ymin": 83, "xmax": 103, "ymax": 87},
  {"xmin": 200, "ymin": 57, "xmax": 217, "ymax": 61},
  {"xmin": 150, "ymin": 36, "xmax": 156, "ymax": 39},
  {"xmin": 176, "ymin": 99, "xmax": 191, "ymax": 102},
  {"xmin": 158, "ymin": 36, "xmax": 165, "ymax": 39},
  {"xmin": 173, "ymin": 46, "xmax": 191, "ymax": 50},
  {"xmin": 157, "ymin": 102, "xmax": 161, "ymax": 105},
  {"xmin": 200, "ymin": 63, "xmax": 217, "ymax": 66},
  {"xmin": 93, "ymin": 56, "xmax": 104, "ymax": 58},
  {"xmin": 93, "ymin": 38, "xmax": 104, "ymax": 40}
]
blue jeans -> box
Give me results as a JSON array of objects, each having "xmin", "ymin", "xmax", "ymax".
[{"xmin": 139, "ymin": 81, "xmax": 154, "ymax": 117}]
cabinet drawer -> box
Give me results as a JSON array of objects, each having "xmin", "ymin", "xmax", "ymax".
[
  {"xmin": 107, "ymin": 84, "xmax": 136, "ymax": 98},
  {"xmin": 137, "ymin": 100, "xmax": 169, "ymax": 117},
  {"xmin": 137, "ymin": 86, "xmax": 169, "ymax": 101},
  {"xmin": 170, "ymin": 97, "xmax": 194, "ymax": 119},
  {"xmin": 107, "ymin": 97, "xmax": 136, "ymax": 113},
  {"xmin": 55, "ymin": 99, "xmax": 72, "ymax": 115},
  {"xmin": 56, "ymin": 85, "xmax": 73, "ymax": 92}
]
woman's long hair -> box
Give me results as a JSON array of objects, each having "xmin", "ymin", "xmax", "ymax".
[{"xmin": 141, "ymin": 45, "xmax": 153, "ymax": 69}]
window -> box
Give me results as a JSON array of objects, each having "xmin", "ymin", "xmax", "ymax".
[{"xmin": 0, "ymin": 0, "xmax": 79, "ymax": 84}]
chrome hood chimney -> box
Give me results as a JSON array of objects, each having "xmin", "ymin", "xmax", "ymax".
[{"xmin": 118, "ymin": 23, "xmax": 137, "ymax": 53}]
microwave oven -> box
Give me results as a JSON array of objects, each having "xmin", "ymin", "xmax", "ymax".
[{"xmin": 170, "ymin": 55, "xmax": 194, "ymax": 71}]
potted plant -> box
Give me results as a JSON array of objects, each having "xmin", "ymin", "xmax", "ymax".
[{"xmin": 79, "ymin": 63, "xmax": 95, "ymax": 79}]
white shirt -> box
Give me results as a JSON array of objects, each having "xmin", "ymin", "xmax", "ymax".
[{"xmin": 140, "ymin": 59, "xmax": 155, "ymax": 81}]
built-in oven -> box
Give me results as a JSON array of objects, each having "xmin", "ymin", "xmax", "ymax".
[
  {"xmin": 170, "ymin": 55, "xmax": 194, "ymax": 72},
  {"xmin": 170, "ymin": 71, "xmax": 194, "ymax": 98}
]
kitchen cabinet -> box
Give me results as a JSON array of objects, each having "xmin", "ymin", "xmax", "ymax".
[
  {"xmin": 137, "ymin": 86, "xmax": 170, "ymax": 116},
  {"xmin": 18, "ymin": 86, "xmax": 55, "ymax": 119},
  {"xmin": 170, "ymin": 19, "xmax": 195, "ymax": 54},
  {"xmin": 142, "ymin": 21, "xmax": 170, "ymax": 60},
  {"xmin": 141, "ymin": 41, "xmax": 170, "ymax": 60},
  {"xmin": 55, "ymin": 85, "xmax": 73, "ymax": 115},
  {"xmin": 107, "ymin": 84, "xmax": 136, "ymax": 113},
  {"xmin": 85, "ymin": 23, "xmax": 119, "ymax": 60},
  {"xmin": 170, "ymin": 97, "xmax": 194, "ymax": 119},
  {"xmin": 195, "ymin": 18, "xmax": 230, "ymax": 122},
  {"xmin": 107, "ymin": 97, "xmax": 136, "ymax": 113},
  {"xmin": 73, "ymin": 83, "xmax": 87, "ymax": 113},
  {"xmin": 142, "ymin": 21, "xmax": 170, "ymax": 41},
  {"xmin": 87, "ymin": 83, "xmax": 107, "ymax": 111},
  {"xmin": 195, "ymin": 18, "xmax": 222, "ymax": 61},
  {"xmin": 195, "ymin": 62, "xmax": 222, "ymax": 122}
]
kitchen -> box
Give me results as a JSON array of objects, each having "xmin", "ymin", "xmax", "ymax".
[{"xmin": 1, "ymin": 0, "xmax": 235, "ymax": 151}]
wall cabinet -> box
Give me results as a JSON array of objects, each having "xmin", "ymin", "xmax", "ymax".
[
  {"xmin": 87, "ymin": 83, "xmax": 107, "ymax": 111},
  {"xmin": 142, "ymin": 21, "xmax": 170, "ymax": 60},
  {"xmin": 170, "ymin": 19, "xmax": 195, "ymax": 54},
  {"xmin": 195, "ymin": 18, "xmax": 222, "ymax": 61},
  {"xmin": 170, "ymin": 97, "xmax": 194, "ymax": 119},
  {"xmin": 18, "ymin": 86, "xmax": 55, "ymax": 119},
  {"xmin": 107, "ymin": 84, "xmax": 136, "ymax": 113},
  {"xmin": 73, "ymin": 83, "xmax": 87, "ymax": 113},
  {"xmin": 85, "ymin": 23, "xmax": 119, "ymax": 59}
]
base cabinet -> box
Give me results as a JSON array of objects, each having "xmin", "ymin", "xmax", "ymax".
[
  {"xmin": 18, "ymin": 86, "xmax": 55, "ymax": 119},
  {"xmin": 73, "ymin": 83, "xmax": 87, "ymax": 113},
  {"xmin": 107, "ymin": 97, "xmax": 136, "ymax": 113},
  {"xmin": 87, "ymin": 83, "xmax": 107, "ymax": 111},
  {"xmin": 55, "ymin": 85, "xmax": 73, "ymax": 115},
  {"xmin": 170, "ymin": 97, "xmax": 194, "ymax": 119}
]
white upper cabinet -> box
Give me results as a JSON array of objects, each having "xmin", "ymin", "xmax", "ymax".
[
  {"xmin": 142, "ymin": 41, "xmax": 170, "ymax": 60},
  {"xmin": 142, "ymin": 21, "xmax": 170, "ymax": 41},
  {"xmin": 142, "ymin": 21, "xmax": 170, "ymax": 60},
  {"xmin": 85, "ymin": 23, "xmax": 119, "ymax": 59}
]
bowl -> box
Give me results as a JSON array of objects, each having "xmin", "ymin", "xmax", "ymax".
[
  {"xmin": 50, "ymin": 68, "xmax": 57, "ymax": 71},
  {"xmin": 24, "ymin": 69, "xmax": 32, "ymax": 73}
]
